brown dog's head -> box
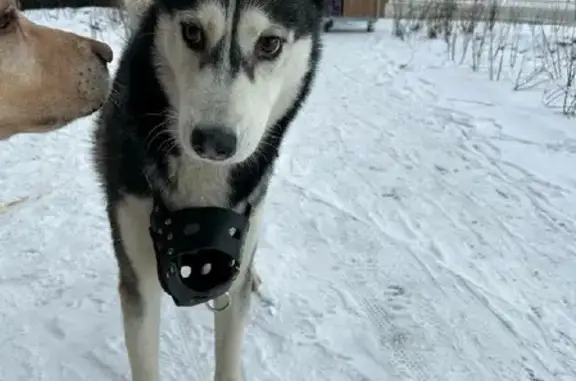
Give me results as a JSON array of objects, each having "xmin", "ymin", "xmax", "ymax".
[{"xmin": 0, "ymin": 0, "xmax": 113, "ymax": 140}]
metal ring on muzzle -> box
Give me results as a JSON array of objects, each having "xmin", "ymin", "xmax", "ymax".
[{"xmin": 149, "ymin": 197, "xmax": 250, "ymax": 307}]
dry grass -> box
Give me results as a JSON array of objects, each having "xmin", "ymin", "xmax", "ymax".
[{"xmin": 391, "ymin": 0, "xmax": 576, "ymax": 117}]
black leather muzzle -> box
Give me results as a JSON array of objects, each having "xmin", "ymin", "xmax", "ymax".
[{"xmin": 149, "ymin": 195, "xmax": 250, "ymax": 307}]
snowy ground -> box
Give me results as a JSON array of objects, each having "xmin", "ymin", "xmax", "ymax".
[{"xmin": 1, "ymin": 9, "xmax": 576, "ymax": 381}]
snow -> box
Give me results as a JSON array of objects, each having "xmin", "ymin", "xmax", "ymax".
[{"xmin": 1, "ymin": 9, "xmax": 576, "ymax": 381}]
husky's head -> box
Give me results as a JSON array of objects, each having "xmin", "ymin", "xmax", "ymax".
[{"xmin": 149, "ymin": 0, "xmax": 323, "ymax": 165}]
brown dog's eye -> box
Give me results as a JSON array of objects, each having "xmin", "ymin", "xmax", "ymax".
[
  {"xmin": 0, "ymin": 7, "xmax": 16, "ymax": 31},
  {"xmin": 181, "ymin": 22, "xmax": 205, "ymax": 51},
  {"xmin": 255, "ymin": 36, "xmax": 284, "ymax": 61}
]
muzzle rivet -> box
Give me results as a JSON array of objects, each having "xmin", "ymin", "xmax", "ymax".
[
  {"xmin": 165, "ymin": 218, "xmax": 172, "ymax": 225},
  {"xmin": 167, "ymin": 233, "xmax": 173, "ymax": 240},
  {"xmin": 168, "ymin": 264, "xmax": 176, "ymax": 276}
]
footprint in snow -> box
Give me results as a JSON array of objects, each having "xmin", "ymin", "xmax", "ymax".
[
  {"xmin": 385, "ymin": 285, "xmax": 410, "ymax": 314},
  {"xmin": 521, "ymin": 356, "xmax": 546, "ymax": 381},
  {"xmin": 524, "ymin": 365, "xmax": 545, "ymax": 381}
]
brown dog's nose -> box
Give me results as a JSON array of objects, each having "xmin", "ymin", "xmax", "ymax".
[{"xmin": 89, "ymin": 39, "xmax": 114, "ymax": 64}]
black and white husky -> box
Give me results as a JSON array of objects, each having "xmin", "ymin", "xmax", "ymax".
[{"xmin": 92, "ymin": 0, "xmax": 323, "ymax": 380}]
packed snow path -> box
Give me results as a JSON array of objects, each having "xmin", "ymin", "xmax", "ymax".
[{"xmin": 1, "ymin": 10, "xmax": 575, "ymax": 381}]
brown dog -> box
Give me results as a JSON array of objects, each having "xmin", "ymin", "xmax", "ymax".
[{"xmin": 0, "ymin": 0, "xmax": 112, "ymax": 140}]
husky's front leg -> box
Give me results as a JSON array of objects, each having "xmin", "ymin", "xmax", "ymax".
[
  {"xmin": 119, "ymin": 275, "xmax": 162, "ymax": 381},
  {"xmin": 212, "ymin": 201, "xmax": 264, "ymax": 381},
  {"xmin": 213, "ymin": 268, "xmax": 252, "ymax": 381},
  {"xmin": 113, "ymin": 198, "xmax": 162, "ymax": 381}
]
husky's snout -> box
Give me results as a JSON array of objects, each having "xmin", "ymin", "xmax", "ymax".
[{"xmin": 190, "ymin": 124, "xmax": 238, "ymax": 162}]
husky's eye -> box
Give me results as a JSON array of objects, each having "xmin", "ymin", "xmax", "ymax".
[
  {"xmin": 255, "ymin": 36, "xmax": 283, "ymax": 60},
  {"xmin": 181, "ymin": 22, "xmax": 205, "ymax": 51}
]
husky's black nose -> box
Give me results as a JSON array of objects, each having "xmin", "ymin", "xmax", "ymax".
[{"xmin": 191, "ymin": 126, "xmax": 237, "ymax": 161}]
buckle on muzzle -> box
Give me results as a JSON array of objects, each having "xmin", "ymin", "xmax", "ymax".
[{"xmin": 149, "ymin": 196, "xmax": 250, "ymax": 307}]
